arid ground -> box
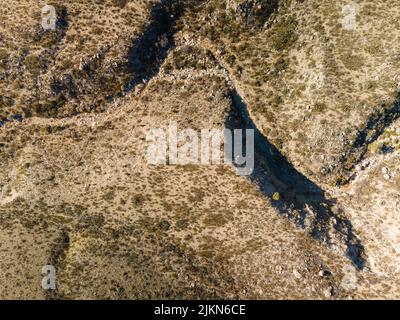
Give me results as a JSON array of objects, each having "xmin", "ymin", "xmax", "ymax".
[{"xmin": 0, "ymin": 0, "xmax": 399, "ymax": 299}]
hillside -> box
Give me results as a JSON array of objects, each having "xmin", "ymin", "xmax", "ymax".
[{"xmin": 0, "ymin": 0, "xmax": 399, "ymax": 299}]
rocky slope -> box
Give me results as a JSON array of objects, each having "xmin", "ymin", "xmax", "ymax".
[{"xmin": 0, "ymin": 0, "xmax": 399, "ymax": 299}]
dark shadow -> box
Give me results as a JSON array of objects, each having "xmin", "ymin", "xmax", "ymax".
[
  {"xmin": 123, "ymin": 0, "xmax": 184, "ymax": 93},
  {"xmin": 237, "ymin": 0, "xmax": 279, "ymax": 28},
  {"xmin": 344, "ymin": 94, "xmax": 400, "ymax": 179},
  {"xmin": 1, "ymin": 0, "xmax": 183, "ymax": 125},
  {"xmin": 225, "ymin": 90, "xmax": 365, "ymax": 269},
  {"xmin": 55, "ymin": 5, "xmax": 69, "ymax": 32},
  {"xmin": 352, "ymin": 94, "xmax": 400, "ymax": 151}
]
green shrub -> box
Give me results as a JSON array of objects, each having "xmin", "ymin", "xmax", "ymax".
[
  {"xmin": 0, "ymin": 49, "xmax": 7, "ymax": 67},
  {"xmin": 24, "ymin": 55, "xmax": 41, "ymax": 74},
  {"xmin": 112, "ymin": 0, "xmax": 128, "ymax": 8},
  {"xmin": 132, "ymin": 194, "xmax": 145, "ymax": 207},
  {"xmin": 204, "ymin": 213, "xmax": 228, "ymax": 227},
  {"xmin": 272, "ymin": 16, "xmax": 298, "ymax": 51},
  {"xmin": 341, "ymin": 53, "xmax": 365, "ymax": 71}
]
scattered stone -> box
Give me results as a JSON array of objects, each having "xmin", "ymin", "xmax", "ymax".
[
  {"xmin": 293, "ymin": 269, "xmax": 302, "ymax": 279},
  {"xmin": 319, "ymin": 270, "xmax": 332, "ymax": 277},
  {"xmin": 323, "ymin": 287, "xmax": 333, "ymax": 298},
  {"xmin": 217, "ymin": 47, "xmax": 225, "ymax": 55}
]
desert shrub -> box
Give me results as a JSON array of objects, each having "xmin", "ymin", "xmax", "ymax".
[
  {"xmin": 272, "ymin": 16, "xmax": 298, "ymax": 51},
  {"xmin": 189, "ymin": 189, "xmax": 205, "ymax": 202},
  {"xmin": 33, "ymin": 96, "xmax": 66, "ymax": 117},
  {"xmin": 341, "ymin": 53, "xmax": 365, "ymax": 71},
  {"xmin": 132, "ymin": 194, "xmax": 145, "ymax": 207},
  {"xmin": 204, "ymin": 213, "xmax": 228, "ymax": 227},
  {"xmin": 236, "ymin": 0, "xmax": 279, "ymax": 28},
  {"xmin": 312, "ymin": 102, "xmax": 327, "ymax": 114},
  {"xmin": 270, "ymin": 57, "xmax": 288, "ymax": 77},
  {"xmin": 158, "ymin": 219, "xmax": 171, "ymax": 232},
  {"xmin": 24, "ymin": 55, "xmax": 41, "ymax": 74},
  {"xmin": 112, "ymin": 0, "xmax": 128, "ymax": 8},
  {"xmin": 176, "ymin": 219, "xmax": 189, "ymax": 230},
  {"xmin": 0, "ymin": 49, "xmax": 7, "ymax": 66}
]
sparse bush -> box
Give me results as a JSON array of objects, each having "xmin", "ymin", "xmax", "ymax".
[
  {"xmin": 112, "ymin": 0, "xmax": 129, "ymax": 8},
  {"xmin": 132, "ymin": 194, "xmax": 145, "ymax": 207},
  {"xmin": 0, "ymin": 49, "xmax": 7, "ymax": 67},
  {"xmin": 24, "ymin": 55, "xmax": 41, "ymax": 74},
  {"xmin": 272, "ymin": 16, "xmax": 298, "ymax": 51}
]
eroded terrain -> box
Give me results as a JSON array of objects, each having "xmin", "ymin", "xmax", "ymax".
[{"xmin": 0, "ymin": 0, "xmax": 399, "ymax": 299}]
